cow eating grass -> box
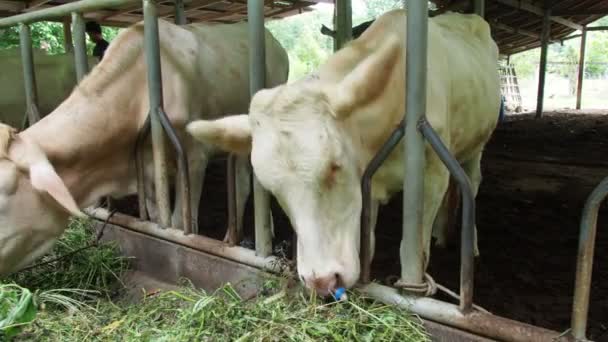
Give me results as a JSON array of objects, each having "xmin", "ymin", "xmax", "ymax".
[
  {"xmin": 187, "ymin": 9, "xmax": 501, "ymax": 296},
  {"xmin": 0, "ymin": 19, "xmax": 289, "ymax": 277}
]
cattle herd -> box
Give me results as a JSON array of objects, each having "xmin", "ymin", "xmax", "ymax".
[{"xmin": 0, "ymin": 9, "xmax": 501, "ymax": 297}]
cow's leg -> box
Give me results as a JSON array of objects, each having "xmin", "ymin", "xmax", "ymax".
[
  {"xmin": 432, "ymin": 177, "xmax": 459, "ymax": 248},
  {"xmin": 171, "ymin": 145, "xmax": 207, "ymax": 234},
  {"xmin": 401, "ymin": 152, "xmax": 450, "ymax": 271},
  {"xmin": 461, "ymin": 151, "xmax": 483, "ymax": 257}
]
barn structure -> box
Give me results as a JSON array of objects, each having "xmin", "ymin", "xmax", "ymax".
[{"xmin": 0, "ymin": 0, "xmax": 606, "ymax": 341}]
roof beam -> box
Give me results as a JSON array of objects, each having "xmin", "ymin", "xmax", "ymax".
[
  {"xmin": 553, "ymin": 9, "xmax": 608, "ymax": 16},
  {"xmin": 491, "ymin": 20, "xmax": 560, "ymax": 44},
  {"xmin": 0, "ymin": 0, "xmax": 25, "ymax": 12},
  {"xmin": 25, "ymin": 0, "xmax": 53, "ymax": 11},
  {"xmin": 586, "ymin": 26, "xmax": 608, "ymax": 32},
  {"xmin": 491, "ymin": 0, "xmax": 583, "ymax": 31}
]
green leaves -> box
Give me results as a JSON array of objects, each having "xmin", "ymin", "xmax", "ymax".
[{"xmin": 0, "ymin": 284, "xmax": 38, "ymax": 339}]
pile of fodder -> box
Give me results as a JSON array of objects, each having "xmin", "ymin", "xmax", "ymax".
[{"xmin": 1, "ymin": 218, "xmax": 429, "ymax": 342}]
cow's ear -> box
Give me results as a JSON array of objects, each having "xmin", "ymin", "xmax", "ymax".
[
  {"xmin": 29, "ymin": 161, "xmax": 85, "ymax": 218},
  {"xmin": 187, "ymin": 115, "xmax": 252, "ymax": 155},
  {"xmin": 329, "ymin": 34, "xmax": 401, "ymax": 119}
]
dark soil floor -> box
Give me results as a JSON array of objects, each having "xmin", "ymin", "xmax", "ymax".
[{"xmin": 115, "ymin": 110, "xmax": 608, "ymax": 340}]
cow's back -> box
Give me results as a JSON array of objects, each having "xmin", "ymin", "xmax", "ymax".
[
  {"xmin": 184, "ymin": 22, "xmax": 289, "ymax": 119},
  {"xmin": 429, "ymin": 12, "xmax": 501, "ymax": 159}
]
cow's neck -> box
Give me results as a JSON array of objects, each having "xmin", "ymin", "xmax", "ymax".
[{"xmin": 21, "ymin": 80, "xmax": 146, "ymax": 207}]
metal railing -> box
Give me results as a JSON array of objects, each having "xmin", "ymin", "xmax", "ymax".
[
  {"xmin": 0, "ymin": 0, "xmax": 194, "ymax": 234},
  {"xmin": 570, "ymin": 176, "xmax": 607, "ymax": 340}
]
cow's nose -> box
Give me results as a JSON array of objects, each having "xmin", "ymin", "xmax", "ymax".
[{"xmin": 305, "ymin": 273, "xmax": 339, "ymax": 297}]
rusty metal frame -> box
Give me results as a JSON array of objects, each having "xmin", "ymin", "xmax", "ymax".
[{"xmin": 570, "ymin": 175, "xmax": 608, "ymax": 340}]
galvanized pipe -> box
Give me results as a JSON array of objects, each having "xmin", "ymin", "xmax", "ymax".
[
  {"xmin": 0, "ymin": 0, "xmax": 138, "ymax": 27},
  {"xmin": 143, "ymin": 0, "xmax": 172, "ymax": 228},
  {"xmin": 19, "ymin": 23, "xmax": 40, "ymax": 126},
  {"xmin": 174, "ymin": 0, "xmax": 186, "ymax": 25},
  {"xmin": 62, "ymin": 17, "xmax": 73, "ymax": 52},
  {"xmin": 474, "ymin": 0, "xmax": 485, "ymax": 17},
  {"xmin": 418, "ymin": 118, "xmax": 475, "ymax": 313},
  {"xmin": 158, "ymin": 108, "xmax": 192, "ymax": 234},
  {"xmin": 71, "ymin": 12, "xmax": 88, "ymax": 82},
  {"xmin": 334, "ymin": 0, "xmax": 352, "ymax": 51},
  {"xmin": 134, "ymin": 116, "xmax": 151, "ymax": 221},
  {"xmin": 86, "ymin": 208, "xmax": 287, "ymax": 273},
  {"xmin": 360, "ymin": 120, "xmax": 405, "ymax": 283},
  {"xmin": 226, "ymin": 154, "xmax": 239, "ymax": 245},
  {"xmin": 535, "ymin": 9, "xmax": 551, "ymax": 119},
  {"xmin": 360, "ymin": 283, "xmax": 563, "ymax": 342},
  {"xmin": 570, "ymin": 175, "xmax": 608, "ymax": 340},
  {"xmin": 248, "ymin": 0, "xmax": 272, "ymax": 257},
  {"xmin": 576, "ymin": 26, "xmax": 587, "ymax": 110},
  {"xmin": 401, "ymin": 0, "xmax": 428, "ymax": 289}
]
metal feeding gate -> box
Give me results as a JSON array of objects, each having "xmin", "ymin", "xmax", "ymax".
[{"xmin": 0, "ymin": 0, "xmax": 603, "ymax": 341}]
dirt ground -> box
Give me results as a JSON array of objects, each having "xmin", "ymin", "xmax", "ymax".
[{"xmin": 115, "ymin": 110, "xmax": 608, "ymax": 340}]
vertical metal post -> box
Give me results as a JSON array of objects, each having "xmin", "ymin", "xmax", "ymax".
[
  {"xmin": 334, "ymin": 0, "xmax": 352, "ymax": 51},
  {"xmin": 570, "ymin": 176, "xmax": 608, "ymax": 340},
  {"xmin": 576, "ymin": 26, "xmax": 587, "ymax": 110},
  {"xmin": 71, "ymin": 12, "xmax": 88, "ymax": 82},
  {"xmin": 401, "ymin": 0, "xmax": 428, "ymax": 287},
  {"xmin": 143, "ymin": 0, "xmax": 172, "ymax": 228},
  {"xmin": 474, "ymin": 0, "xmax": 485, "ymax": 17},
  {"xmin": 506, "ymin": 54, "xmax": 511, "ymax": 65},
  {"xmin": 248, "ymin": 0, "xmax": 272, "ymax": 257},
  {"xmin": 174, "ymin": 0, "xmax": 186, "ymax": 25},
  {"xmin": 63, "ymin": 17, "xmax": 73, "ymax": 52},
  {"xmin": 535, "ymin": 9, "xmax": 551, "ymax": 119},
  {"xmin": 19, "ymin": 23, "xmax": 40, "ymax": 125}
]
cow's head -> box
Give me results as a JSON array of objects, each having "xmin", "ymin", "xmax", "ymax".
[
  {"xmin": 187, "ymin": 37, "xmax": 400, "ymax": 296},
  {"xmin": 0, "ymin": 123, "xmax": 84, "ymax": 276}
]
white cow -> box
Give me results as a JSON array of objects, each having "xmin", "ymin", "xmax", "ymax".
[
  {"xmin": 0, "ymin": 48, "xmax": 98, "ymax": 128},
  {"xmin": 187, "ymin": 9, "xmax": 501, "ymax": 296},
  {"xmin": 0, "ymin": 19, "xmax": 289, "ymax": 276}
]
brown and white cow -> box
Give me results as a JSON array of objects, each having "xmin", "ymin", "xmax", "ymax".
[
  {"xmin": 0, "ymin": 19, "xmax": 289, "ymax": 276},
  {"xmin": 187, "ymin": 9, "xmax": 501, "ymax": 296}
]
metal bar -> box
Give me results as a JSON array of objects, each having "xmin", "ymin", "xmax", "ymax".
[
  {"xmin": 143, "ymin": 0, "xmax": 172, "ymax": 228},
  {"xmin": 360, "ymin": 283, "xmax": 563, "ymax": 342},
  {"xmin": 570, "ymin": 175, "xmax": 608, "ymax": 340},
  {"xmin": 62, "ymin": 17, "xmax": 73, "ymax": 52},
  {"xmin": 226, "ymin": 154, "xmax": 239, "ymax": 245},
  {"xmin": 174, "ymin": 0, "xmax": 186, "ymax": 25},
  {"xmin": 0, "ymin": 0, "xmax": 138, "ymax": 27},
  {"xmin": 248, "ymin": 0, "xmax": 272, "ymax": 257},
  {"xmin": 334, "ymin": 0, "xmax": 352, "ymax": 51},
  {"xmin": 135, "ymin": 116, "xmax": 151, "ymax": 221},
  {"xmin": 360, "ymin": 121, "xmax": 405, "ymax": 284},
  {"xmin": 418, "ymin": 119, "xmax": 475, "ymax": 313},
  {"xmin": 401, "ymin": 0, "xmax": 428, "ymax": 289},
  {"xmin": 586, "ymin": 25, "xmax": 608, "ymax": 31},
  {"xmin": 86, "ymin": 208, "xmax": 287, "ymax": 273},
  {"xmin": 535, "ymin": 9, "xmax": 551, "ymax": 119},
  {"xmin": 19, "ymin": 23, "xmax": 40, "ymax": 125},
  {"xmin": 71, "ymin": 12, "xmax": 88, "ymax": 82},
  {"xmin": 474, "ymin": 0, "xmax": 484, "ymax": 17},
  {"xmin": 158, "ymin": 108, "xmax": 192, "ymax": 234},
  {"xmin": 576, "ymin": 26, "xmax": 587, "ymax": 110}
]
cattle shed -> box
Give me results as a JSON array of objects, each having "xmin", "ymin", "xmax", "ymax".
[{"xmin": 0, "ymin": 0, "xmax": 607, "ymax": 341}]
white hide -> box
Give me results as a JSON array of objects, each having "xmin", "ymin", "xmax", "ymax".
[
  {"xmin": 0, "ymin": 20, "xmax": 289, "ymax": 276},
  {"xmin": 187, "ymin": 9, "xmax": 501, "ymax": 295}
]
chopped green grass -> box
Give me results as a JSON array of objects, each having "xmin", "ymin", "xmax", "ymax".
[{"xmin": 2, "ymin": 218, "xmax": 430, "ymax": 342}]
